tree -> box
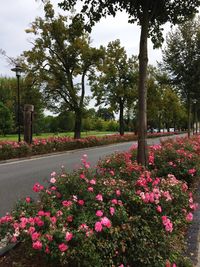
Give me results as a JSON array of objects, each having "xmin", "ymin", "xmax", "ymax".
[
  {"xmin": 162, "ymin": 17, "xmax": 200, "ymax": 137},
  {"xmin": 90, "ymin": 40, "xmax": 138, "ymax": 136},
  {"xmin": 0, "ymin": 102, "xmax": 13, "ymax": 135},
  {"xmin": 23, "ymin": 2, "xmax": 103, "ymax": 139},
  {"xmin": 59, "ymin": 0, "xmax": 200, "ymax": 165},
  {"xmin": 96, "ymin": 107, "xmax": 115, "ymax": 121}
]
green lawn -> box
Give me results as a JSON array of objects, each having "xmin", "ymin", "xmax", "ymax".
[{"xmin": 0, "ymin": 131, "xmax": 118, "ymax": 142}]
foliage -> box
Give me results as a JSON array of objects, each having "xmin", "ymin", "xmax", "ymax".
[
  {"xmin": 0, "ymin": 132, "xmax": 180, "ymax": 161},
  {"xmin": 59, "ymin": 0, "xmax": 200, "ymax": 165},
  {"xmin": 23, "ymin": 2, "xmax": 104, "ymax": 139},
  {"xmin": 0, "ymin": 102, "xmax": 14, "ymax": 135},
  {"xmin": 1, "ymin": 135, "xmax": 200, "ymax": 266},
  {"xmin": 162, "ymin": 17, "xmax": 200, "ymax": 136},
  {"xmin": 90, "ymin": 40, "xmax": 138, "ymax": 136}
]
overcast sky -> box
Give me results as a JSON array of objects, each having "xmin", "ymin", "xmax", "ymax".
[{"xmin": 0, "ymin": 0, "xmax": 171, "ymax": 78}]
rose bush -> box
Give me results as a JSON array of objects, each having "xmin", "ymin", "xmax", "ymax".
[
  {"xmin": 1, "ymin": 135, "xmax": 199, "ymax": 267},
  {"xmin": 0, "ymin": 132, "xmax": 181, "ymax": 161}
]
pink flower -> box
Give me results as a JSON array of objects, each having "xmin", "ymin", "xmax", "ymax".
[
  {"xmin": 28, "ymin": 227, "xmax": 35, "ymax": 235},
  {"xmin": 119, "ymin": 265, "xmax": 124, "ymax": 267},
  {"xmin": 95, "ymin": 221, "xmax": 103, "ymax": 232},
  {"xmin": 90, "ymin": 179, "xmax": 96, "ymax": 185},
  {"xmin": 67, "ymin": 215, "xmax": 73, "ymax": 222},
  {"xmin": 50, "ymin": 216, "xmax": 57, "ymax": 224},
  {"xmin": 188, "ymin": 168, "xmax": 196, "ymax": 176},
  {"xmin": 86, "ymin": 229, "xmax": 94, "ymax": 237},
  {"xmin": 50, "ymin": 177, "xmax": 56, "ymax": 184},
  {"xmin": 31, "ymin": 232, "xmax": 41, "ymax": 241},
  {"xmin": 186, "ymin": 212, "xmax": 193, "ymax": 222},
  {"xmin": 32, "ymin": 240, "xmax": 42, "ymax": 250},
  {"xmin": 88, "ymin": 187, "xmax": 94, "ymax": 192},
  {"xmin": 101, "ymin": 217, "xmax": 111, "ymax": 228},
  {"xmin": 111, "ymin": 199, "xmax": 118, "ymax": 205},
  {"xmin": 96, "ymin": 194, "xmax": 103, "ymax": 201},
  {"xmin": 96, "ymin": 210, "xmax": 103, "ymax": 217},
  {"xmin": 56, "ymin": 210, "xmax": 63, "ymax": 217},
  {"xmin": 58, "ymin": 243, "xmax": 68, "ymax": 252},
  {"xmin": 110, "ymin": 207, "xmax": 115, "ymax": 216},
  {"xmin": 51, "ymin": 171, "xmax": 56, "ymax": 177},
  {"xmin": 80, "ymin": 173, "xmax": 85, "ymax": 179},
  {"xmin": 162, "ymin": 216, "xmax": 173, "ymax": 232},
  {"xmin": 45, "ymin": 246, "xmax": 50, "ymax": 254},
  {"xmin": 110, "ymin": 170, "xmax": 115, "ymax": 176},
  {"xmin": 65, "ymin": 232, "xmax": 73, "ymax": 241},
  {"xmin": 156, "ymin": 205, "xmax": 162, "ymax": 213},
  {"xmin": 78, "ymin": 200, "xmax": 84, "ymax": 206},
  {"xmin": 45, "ymin": 234, "xmax": 53, "ymax": 241},
  {"xmin": 182, "ymin": 183, "xmax": 188, "ymax": 192},
  {"xmin": 26, "ymin": 197, "xmax": 31, "ymax": 203},
  {"xmin": 34, "ymin": 217, "xmax": 44, "ymax": 227},
  {"xmin": 62, "ymin": 200, "xmax": 73, "ymax": 207},
  {"xmin": 50, "ymin": 186, "xmax": 57, "ymax": 191},
  {"xmin": 116, "ymin": 190, "xmax": 121, "ymax": 196},
  {"xmin": 32, "ymin": 183, "xmax": 44, "ymax": 192}
]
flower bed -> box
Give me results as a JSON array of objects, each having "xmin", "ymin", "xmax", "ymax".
[
  {"xmin": 0, "ymin": 135, "xmax": 199, "ymax": 266},
  {"xmin": 0, "ymin": 132, "xmax": 182, "ymax": 161}
]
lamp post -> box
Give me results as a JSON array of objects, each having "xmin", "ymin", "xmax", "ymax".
[{"xmin": 11, "ymin": 65, "xmax": 23, "ymax": 142}]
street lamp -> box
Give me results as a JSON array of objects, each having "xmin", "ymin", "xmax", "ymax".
[{"xmin": 11, "ymin": 65, "xmax": 23, "ymax": 142}]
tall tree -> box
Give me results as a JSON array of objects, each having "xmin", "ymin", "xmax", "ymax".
[
  {"xmin": 59, "ymin": 0, "xmax": 200, "ymax": 165},
  {"xmin": 162, "ymin": 17, "xmax": 200, "ymax": 137},
  {"xmin": 90, "ymin": 40, "xmax": 138, "ymax": 136},
  {"xmin": 23, "ymin": 2, "xmax": 103, "ymax": 139}
]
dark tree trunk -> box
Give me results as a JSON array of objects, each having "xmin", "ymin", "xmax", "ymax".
[
  {"xmin": 187, "ymin": 94, "xmax": 191, "ymax": 138},
  {"xmin": 137, "ymin": 9, "xmax": 149, "ymax": 166},
  {"xmin": 119, "ymin": 98, "xmax": 124, "ymax": 136},
  {"xmin": 73, "ymin": 70, "xmax": 86, "ymax": 139},
  {"xmin": 74, "ymin": 109, "xmax": 82, "ymax": 139}
]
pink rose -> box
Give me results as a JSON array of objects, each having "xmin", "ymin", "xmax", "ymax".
[
  {"xmin": 88, "ymin": 187, "xmax": 94, "ymax": 192},
  {"xmin": 101, "ymin": 217, "xmax": 111, "ymax": 228},
  {"xmin": 26, "ymin": 197, "xmax": 31, "ymax": 203},
  {"xmin": 95, "ymin": 221, "xmax": 103, "ymax": 232},
  {"xmin": 156, "ymin": 205, "xmax": 162, "ymax": 213},
  {"xmin": 78, "ymin": 200, "xmax": 84, "ymax": 206},
  {"xmin": 32, "ymin": 240, "xmax": 42, "ymax": 250},
  {"xmin": 110, "ymin": 207, "xmax": 115, "ymax": 216},
  {"xmin": 96, "ymin": 210, "xmax": 103, "ymax": 217},
  {"xmin": 58, "ymin": 243, "xmax": 68, "ymax": 252},
  {"xmin": 116, "ymin": 190, "xmax": 121, "ymax": 196},
  {"xmin": 96, "ymin": 194, "xmax": 103, "ymax": 201},
  {"xmin": 65, "ymin": 232, "xmax": 73, "ymax": 242},
  {"xmin": 186, "ymin": 212, "xmax": 193, "ymax": 222}
]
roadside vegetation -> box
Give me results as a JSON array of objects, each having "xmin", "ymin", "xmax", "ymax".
[{"xmin": 0, "ymin": 135, "xmax": 200, "ymax": 266}]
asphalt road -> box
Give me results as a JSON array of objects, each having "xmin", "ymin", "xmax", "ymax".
[{"xmin": 0, "ymin": 134, "xmax": 186, "ymax": 217}]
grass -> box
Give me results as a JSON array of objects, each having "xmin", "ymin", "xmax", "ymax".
[{"xmin": 0, "ymin": 131, "xmax": 119, "ymax": 142}]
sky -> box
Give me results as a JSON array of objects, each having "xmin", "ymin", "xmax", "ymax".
[{"xmin": 0, "ymin": 0, "xmax": 171, "ymax": 77}]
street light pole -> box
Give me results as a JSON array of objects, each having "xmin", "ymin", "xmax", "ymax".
[{"xmin": 11, "ymin": 65, "xmax": 23, "ymax": 142}]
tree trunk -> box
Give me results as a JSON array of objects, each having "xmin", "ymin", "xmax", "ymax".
[
  {"xmin": 137, "ymin": 10, "xmax": 149, "ymax": 166},
  {"xmin": 119, "ymin": 98, "xmax": 124, "ymax": 136},
  {"xmin": 187, "ymin": 94, "xmax": 191, "ymax": 138},
  {"xmin": 74, "ymin": 109, "xmax": 82, "ymax": 139},
  {"xmin": 73, "ymin": 69, "xmax": 86, "ymax": 139}
]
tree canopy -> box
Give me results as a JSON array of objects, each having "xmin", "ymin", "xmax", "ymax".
[
  {"xmin": 59, "ymin": 0, "xmax": 200, "ymax": 165},
  {"xmin": 162, "ymin": 16, "xmax": 200, "ymax": 136},
  {"xmin": 90, "ymin": 39, "xmax": 138, "ymax": 135},
  {"xmin": 23, "ymin": 2, "xmax": 104, "ymax": 139}
]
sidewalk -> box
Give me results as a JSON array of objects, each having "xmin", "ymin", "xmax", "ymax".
[{"xmin": 186, "ymin": 182, "xmax": 200, "ymax": 266}]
